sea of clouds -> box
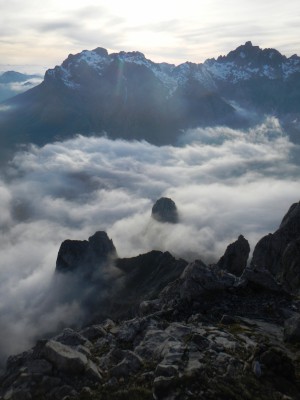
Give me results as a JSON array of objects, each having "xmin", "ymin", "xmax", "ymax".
[{"xmin": 0, "ymin": 116, "xmax": 299, "ymax": 364}]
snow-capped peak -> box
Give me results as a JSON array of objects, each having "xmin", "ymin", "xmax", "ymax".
[{"xmin": 44, "ymin": 43, "xmax": 300, "ymax": 91}]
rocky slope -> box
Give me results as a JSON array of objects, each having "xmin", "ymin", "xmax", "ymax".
[
  {"xmin": 1, "ymin": 199, "xmax": 300, "ymax": 399},
  {"xmin": 1, "ymin": 42, "xmax": 300, "ymax": 159},
  {"xmin": 251, "ymin": 201, "xmax": 300, "ymax": 294}
]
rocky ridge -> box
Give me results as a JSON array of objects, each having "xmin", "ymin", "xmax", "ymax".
[
  {"xmin": 251, "ymin": 201, "xmax": 300, "ymax": 294},
  {"xmin": 56, "ymin": 231, "xmax": 117, "ymax": 275},
  {"xmin": 1, "ymin": 201, "xmax": 300, "ymax": 399},
  {"xmin": 1, "ymin": 41, "xmax": 300, "ymax": 161},
  {"xmin": 45, "ymin": 42, "xmax": 300, "ymax": 93}
]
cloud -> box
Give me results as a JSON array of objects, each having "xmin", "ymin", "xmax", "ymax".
[
  {"xmin": 0, "ymin": 77, "xmax": 43, "ymax": 102},
  {"xmin": 0, "ymin": 105, "xmax": 12, "ymax": 112},
  {"xmin": 0, "ymin": 0, "xmax": 300, "ymax": 66},
  {"xmin": 0, "ymin": 117, "xmax": 300, "ymax": 364}
]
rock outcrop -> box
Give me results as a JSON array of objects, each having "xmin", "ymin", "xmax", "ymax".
[
  {"xmin": 114, "ymin": 250, "xmax": 187, "ymax": 316},
  {"xmin": 284, "ymin": 314, "xmax": 300, "ymax": 343},
  {"xmin": 54, "ymin": 233, "xmax": 187, "ymax": 322},
  {"xmin": 217, "ymin": 235, "xmax": 250, "ymax": 276},
  {"xmin": 251, "ymin": 201, "xmax": 300, "ymax": 293},
  {"xmin": 281, "ymin": 238, "xmax": 300, "ymax": 293},
  {"xmin": 151, "ymin": 197, "xmax": 179, "ymax": 223},
  {"xmin": 2, "ymin": 202, "xmax": 300, "ymax": 399},
  {"xmin": 56, "ymin": 231, "xmax": 117, "ymax": 275},
  {"xmin": 1, "ymin": 262, "xmax": 299, "ymax": 400},
  {"xmin": 178, "ymin": 259, "xmax": 236, "ymax": 302}
]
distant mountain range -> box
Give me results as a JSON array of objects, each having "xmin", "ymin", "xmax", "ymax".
[
  {"xmin": 1, "ymin": 41, "xmax": 300, "ymax": 157},
  {"xmin": 0, "ymin": 71, "xmax": 42, "ymax": 103}
]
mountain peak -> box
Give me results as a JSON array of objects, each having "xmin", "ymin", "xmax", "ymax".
[{"xmin": 116, "ymin": 50, "xmax": 146, "ymax": 60}]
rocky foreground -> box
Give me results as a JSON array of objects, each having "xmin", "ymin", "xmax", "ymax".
[{"xmin": 1, "ymin": 199, "xmax": 300, "ymax": 399}]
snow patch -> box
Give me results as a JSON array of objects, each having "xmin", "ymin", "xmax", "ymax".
[
  {"xmin": 60, "ymin": 66, "xmax": 80, "ymax": 89},
  {"xmin": 44, "ymin": 47, "xmax": 300, "ymax": 91}
]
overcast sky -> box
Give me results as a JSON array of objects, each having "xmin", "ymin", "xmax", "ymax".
[{"xmin": 0, "ymin": 0, "xmax": 300, "ymax": 72}]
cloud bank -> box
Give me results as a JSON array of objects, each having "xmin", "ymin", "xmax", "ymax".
[{"xmin": 0, "ymin": 117, "xmax": 299, "ymax": 364}]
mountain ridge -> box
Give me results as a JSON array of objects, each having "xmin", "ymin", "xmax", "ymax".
[
  {"xmin": 0, "ymin": 41, "xmax": 300, "ymax": 162},
  {"xmin": 45, "ymin": 41, "xmax": 300, "ymax": 92},
  {"xmin": 1, "ymin": 199, "xmax": 300, "ymax": 399}
]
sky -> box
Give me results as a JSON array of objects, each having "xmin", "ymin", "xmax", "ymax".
[{"xmin": 0, "ymin": 0, "xmax": 300, "ymax": 72}]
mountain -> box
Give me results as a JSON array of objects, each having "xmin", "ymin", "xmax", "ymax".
[
  {"xmin": 1, "ymin": 42, "xmax": 300, "ymax": 159},
  {"xmin": 0, "ymin": 71, "xmax": 39, "ymax": 84},
  {"xmin": 0, "ymin": 71, "xmax": 42, "ymax": 103},
  {"xmin": 2, "ymin": 200, "xmax": 300, "ymax": 399}
]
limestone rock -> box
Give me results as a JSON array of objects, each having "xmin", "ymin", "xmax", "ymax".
[
  {"xmin": 151, "ymin": 197, "xmax": 178, "ymax": 223},
  {"xmin": 139, "ymin": 299, "xmax": 161, "ymax": 316},
  {"xmin": 56, "ymin": 231, "xmax": 117, "ymax": 274},
  {"xmin": 26, "ymin": 359, "xmax": 52, "ymax": 375},
  {"xmin": 281, "ymin": 238, "xmax": 300, "ymax": 293},
  {"xmin": 284, "ymin": 314, "xmax": 300, "ymax": 343},
  {"xmin": 180, "ymin": 259, "xmax": 236, "ymax": 301},
  {"xmin": 258, "ymin": 347, "xmax": 295, "ymax": 379},
  {"xmin": 251, "ymin": 201, "xmax": 300, "ymax": 292},
  {"xmin": 79, "ymin": 325, "xmax": 107, "ymax": 341},
  {"xmin": 280, "ymin": 202, "xmax": 300, "ymax": 230},
  {"xmin": 54, "ymin": 328, "xmax": 90, "ymax": 347},
  {"xmin": 114, "ymin": 250, "xmax": 187, "ymax": 317},
  {"xmin": 252, "ymin": 360, "xmax": 262, "ymax": 378},
  {"xmin": 239, "ymin": 267, "xmax": 282, "ymax": 292},
  {"xmin": 217, "ymin": 235, "xmax": 250, "ymax": 276},
  {"xmin": 116, "ymin": 317, "xmax": 147, "ymax": 342},
  {"xmin": 42, "ymin": 340, "xmax": 88, "ymax": 373},
  {"xmin": 109, "ymin": 351, "xmax": 143, "ymax": 378}
]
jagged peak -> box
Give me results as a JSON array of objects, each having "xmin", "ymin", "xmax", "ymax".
[
  {"xmin": 216, "ymin": 41, "xmax": 291, "ymax": 66},
  {"xmin": 279, "ymin": 201, "xmax": 300, "ymax": 229},
  {"xmin": 115, "ymin": 50, "xmax": 146, "ymax": 59},
  {"xmin": 43, "ymin": 42, "xmax": 300, "ymax": 91}
]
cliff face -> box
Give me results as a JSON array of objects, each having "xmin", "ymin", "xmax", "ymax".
[
  {"xmin": 1, "ymin": 201, "xmax": 300, "ymax": 399},
  {"xmin": 251, "ymin": 201, "xmax": 300, "ymax": 293}
]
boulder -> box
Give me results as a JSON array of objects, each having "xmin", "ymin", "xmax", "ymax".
[
  {"xmin": 284, "ymin": 315, "xmax": 300, "ymax": 343},
  {"xmin": 180, "ymin": 260, "xmax": 236, "ymax": 302},
  {"xmin": 42, "ymin": 340, "xmax": 88, "ymax": 374},
  {"xmin": 109, "ymin": 351, "xmax": 143, "ymax": 378},
  {"xmin": 258, "ymin": 347, "xmax": 295, "ymax": 379},
  {"xmin": 239, "ymin": 267, "xmax": 282, "ymax": 292},
  {"xmin": 151, "ymin": 197, "xmax": 178, "ymax": 223},
  {"xmin": 26, "ymin": 359, "xmax": 52, "ymax": 375},
  {"xmin": 79, "ymin": 325, "xmax": 107, "ymax": 341},
  {"xmin": 217, "ymin": 235, "xmax": 250, "ymax": 276},
  {"xmin": 54, "ymin": 328, "xmax": 89, "ymax": 347}
]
